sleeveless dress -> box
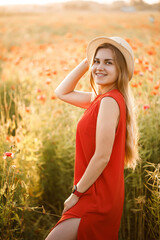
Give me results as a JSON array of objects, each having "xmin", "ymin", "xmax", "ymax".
[{"xmin": 51, "ymin": 89, "xmax": 126, "ymax": 240}]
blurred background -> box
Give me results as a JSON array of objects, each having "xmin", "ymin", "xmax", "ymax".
[{"xmin": 0, "ymin": 0, "xmax": 159, "ymax": 240}]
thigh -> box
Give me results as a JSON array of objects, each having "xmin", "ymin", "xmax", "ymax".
[{"xmin": 45, "ymin": 218, "xmax": 81, "ymax": 240}]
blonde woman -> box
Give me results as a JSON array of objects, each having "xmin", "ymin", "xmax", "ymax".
[{"xmin": 46, "ymin": 36, "xmax": 139, "ymax": 240}]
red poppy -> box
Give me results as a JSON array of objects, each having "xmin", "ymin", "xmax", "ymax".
[
  {"xmin": 154, "ymin": 84, "xmax": 160, "ymax": 90},
  {"xmin": 143, "ymin": 105, "xmax": 150, "ymax": 110},
  {"xmin": 139, "ymin": 81, "xmax": 142, "ymax": 86},
  {"xmin": 147, "ymin": 48, "xmax": 156, "ymax": 56},
  {"xmin": 134, "ymin": 69, "xmax": 139, "ymax": 75},
  {"xmin": 16, "ymin": 137, "xmax": 21, "ymax": 143},
  {"xmin": 25, "ymin": 107, "xmax": 31, "ymax": 113},
  {"xmin": 6, "ymin": 136, "xmax": 11, "ymax": 142},
  {"xmin": 53, "ymin": 71, "xmax": 57, "ymax": 75},
  {"xmin": 151, "ymin": 90, "xmax": 159, "ymax": 96},
  {"xmin": 46, "ymin": 78, "xmax": 52, "ymax": 85},
  {"xmin": 37, "ymin": 94, "xmax": 46, "ymax": 103},
  {"xmin": 131, "ymin": 82, "xmax": 138, "ymax": 88},
  {"xmin": 37, "ymin": 88, "xmax": 42, "ymax": 93},
  {"xmin": 51, "ymin": 95, "xmax": 56, "ymax": 100},
  {"xmin": 3, "ymin": 152, "xmax": 14, "ymax": 159}
]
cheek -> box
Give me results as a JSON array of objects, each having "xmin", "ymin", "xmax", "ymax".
[
  {"xmin": 91, "ymin": 65, "xmax": 96, "ymax": 74},
  {"xmin": 110, "ymin": 66, "xmax": 118, "ymax": 75},
  {"xmin": 114, "ymin": 68, "xmax": 119, "ymax": 77}
]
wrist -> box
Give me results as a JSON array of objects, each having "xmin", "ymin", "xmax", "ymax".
[
  {"xmin": 72, "ymin": 185, "xmax": 83, "ymax": 198},
  {"xmin": 81, "ymin": 58, "xmax": 89, "ymax": 70}
]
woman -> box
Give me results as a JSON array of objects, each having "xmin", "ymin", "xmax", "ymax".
[{"xmin": 45, "ymin": 36, "xmax": 139, "ymax": 240}]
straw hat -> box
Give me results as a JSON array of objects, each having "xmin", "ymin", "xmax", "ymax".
[{"xmin": 86, "ymin": 36, "xmax": 134, "ymax": 80}]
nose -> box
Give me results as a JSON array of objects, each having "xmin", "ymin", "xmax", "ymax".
[{"xmin": 96, "ymin": 62, "xmax": 104, "ymax": 70}]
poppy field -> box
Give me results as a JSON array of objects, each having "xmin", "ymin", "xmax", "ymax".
[{"xmin": 0, "ymin": 9, "xmax": 160, "ymax": 240}]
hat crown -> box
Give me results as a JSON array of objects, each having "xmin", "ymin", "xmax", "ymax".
[{"xmin": 109, "ymin": 37, "xmax": 134, "ymax": 58}]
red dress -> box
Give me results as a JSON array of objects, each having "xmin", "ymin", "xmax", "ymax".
[{"xmin": 51, "ymin": 89, "xmax": 126, "ymax": 240}]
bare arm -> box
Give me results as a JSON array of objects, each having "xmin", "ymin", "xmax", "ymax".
[{"xmin": 55, "ymin": 58, "xmax": 92, "ymax": 109}]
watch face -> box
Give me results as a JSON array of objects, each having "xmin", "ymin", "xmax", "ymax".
[{"xmin": 72, "ymin": 185, "xmax": 77, "ymax": 193}]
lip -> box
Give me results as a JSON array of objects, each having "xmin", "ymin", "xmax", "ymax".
[{"xmin": 95, "ymin": 73, "xmax": 107, "ymax": 77}]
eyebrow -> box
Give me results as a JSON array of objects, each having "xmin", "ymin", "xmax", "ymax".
[{"xmin": 94, "ymin": 57, "xmax": 114, "ymax": 61}]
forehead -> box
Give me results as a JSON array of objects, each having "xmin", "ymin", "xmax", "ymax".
[{"xmin": 95, "ymin": 48, "xmax": 114, "ymax": 59}]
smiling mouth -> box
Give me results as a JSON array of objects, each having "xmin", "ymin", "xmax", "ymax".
[{"xmin": 95, "ymin": 73, "xmax": 107, "ymax": 77}]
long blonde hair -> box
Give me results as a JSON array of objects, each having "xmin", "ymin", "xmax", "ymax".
[{"xmin": 89, "ymin": 43, "xmax": 139, "ymax": 169}]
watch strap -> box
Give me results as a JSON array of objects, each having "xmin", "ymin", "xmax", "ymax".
[
  {"xmin": 72, "ymin": 185, "xmax": 83, "ymax": 198},
  {"xmin": 73, "ymin": 189, "xmax": 83, "ymax": 198}
]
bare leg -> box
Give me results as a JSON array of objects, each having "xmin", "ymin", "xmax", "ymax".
[{"xmin": 45, "ymin": 218, "xmax": 81, "ymax": 240}]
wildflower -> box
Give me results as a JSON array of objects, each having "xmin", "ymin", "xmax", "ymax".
[
  {"xmin": 147, "ymin": 49, "xmax": 156, "ymax": 56},
  {"xmin": 46, "ymin": 72, "xmax": 52, "ymax": 77},
  {"xmin": 11, "ymin": 86, "xmax": 16, "ymax": 90},
  {"xmin": 131, "ymin": 82, "xmax": 138, "ymax": 88},
  {"xmin": 144, "ymin": 60, "xmax": 149, "ymax": 65},
  {"xmin": 3, "ymin": 152, "xmax": 14, "ymax": 159},
  {"xmin": 46, "ymin": 78, "xmax": 52, "ymax": 85},
  {"xmin": 134, "ymin": 69, "xmax": 139, "ymax": 75},
  {"xmin": 143, "ymin": 104, "xmax": 150, "ymax": 110},
  {"xmin": 138, "ymin": 58, "xmax": 143, "ymax": 64},
  {"xmin": 125, "ymin": 38, "xmax": 131, "ymax": 44},
  {"xmin": 37, "ymin": 88, "xmax": 42, "ymax": 93},
  {"xmin": 51, "ymin": 95, "xmax": 56, "ymax": 100},
  {"xmin": 16, "ymin": 137, "xmax": 21, "ymax": 143},
  {"xmin": 25, "ymin": 107, "xmax": 31, "ymax": 113},
  {"xmin": 154, "ymin": 84, "xmax": 160, "ymax": 90},
  {"xmin": 37, "ymin": 94, "xmax": 46, "ymax": 103},
  {"xmin": 151, "ymin": 90, "xmax": 159, "ymax": 96},
  {"xmin": 132, "ymin": 45, "xmax": 137, "ymax": 51},
  {"xmin": 148, "ymin": 77, "xmax": 153, "ymax": 82},
  {"xmin": 6, "ymin": 136, "xmax": 11, "ymax": 142},
  {"xmin": 53, "ymin": 71, "xmax": 57, "ymax": 75}
]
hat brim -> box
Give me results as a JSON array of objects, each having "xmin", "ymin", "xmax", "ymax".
[{"xmin": 86, "ymin": 36, "xmax": 134, "ymax": 80}]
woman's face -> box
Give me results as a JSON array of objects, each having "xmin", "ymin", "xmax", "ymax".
[{"xmin": 91, "ymin": 48, "xmax": 118, "ymax": 89}]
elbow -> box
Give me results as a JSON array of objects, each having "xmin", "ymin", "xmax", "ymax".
[
  {"xmin": 94, "ymin": 153, "xmax": 110, "ymax": 167},
  {"xmin": 54, "ymin": 88, "xmax": 62, "ymax": 99},
  {"xmin": 100, "ymin": 157, "xmax": 110, "ymax": 166}
]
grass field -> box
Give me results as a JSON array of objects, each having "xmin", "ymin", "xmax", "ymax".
[{"xmin": 0, "ymin": 9, "xmax": 160, "ymax": 240}]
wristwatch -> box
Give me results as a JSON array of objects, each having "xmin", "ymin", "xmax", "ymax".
[{"xmin": 72, "ymin": 185, "xmax": 83, "ymax": 198}]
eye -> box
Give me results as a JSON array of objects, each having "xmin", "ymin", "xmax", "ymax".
[
  {"xmin": 105, "ymin": 61, "xmax": 112, "ymax": 65},
  {"xmin": 93, "ymin": 59, "xmax": 99, "ymax": 64}
]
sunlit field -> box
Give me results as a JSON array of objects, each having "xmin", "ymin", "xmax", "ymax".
[{"xmin": 0, "ymin": 9, "xmax": 159, "ymax": 240}]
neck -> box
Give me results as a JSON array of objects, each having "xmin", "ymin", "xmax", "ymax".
[{"xmin": 98, "ymin": 85, "xmax": 117, "ymax": 95}]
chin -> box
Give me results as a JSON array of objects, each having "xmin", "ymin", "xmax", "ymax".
[{"xmin": 95, "ymin": 81, "xmax": 109, "ymax": 86}]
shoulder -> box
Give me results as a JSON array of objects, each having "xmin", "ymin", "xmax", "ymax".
[
  {"xmin": 99, "ymin": 96, "xmax": 120, "ymax": 117},
  {"xmin": 99, "ymin": 90, "xmax": 125, "ymax": 111},
  {"xmin": 96, "ymin": 96, "xmax": 120, "ymax": 134}
]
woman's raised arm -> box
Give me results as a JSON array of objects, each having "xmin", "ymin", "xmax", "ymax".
[{"xmin": 54, "ymin": 58, "xmax": 93, "ymax": 109}]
